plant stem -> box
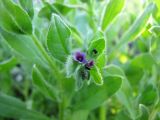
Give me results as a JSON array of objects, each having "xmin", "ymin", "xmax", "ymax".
[
  {"xmin": 149, "ymin": 98, "xmax": 160, "ymax": 120},
  {"xmin": 31, "ymin": 34, "xmax": 62, "ymax": 79},
  {"xmin": 71, "ymin": 32, "xmax": 83, "ymax": 46},
  {"xmin": 149, "ymin": 107, "xmax": 159, "ymax": 120},
  {"xmin": 31, "ymin": 34, "xmax": 65, "ymax": 119},
  {"xmin": 59, "ymin": 99, "xmax": 64, "ymax": 120},
  {"xmin": 99, "ymin": 104, "xmax": 106, "ymax": 120}
]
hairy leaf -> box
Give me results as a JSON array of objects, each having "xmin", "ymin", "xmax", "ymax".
[
  {"xmin": 47, "ymin": 14, "xmax": 71, "ymax": 62},
  {"xmin": 90, "ymin": 65, "xmax": 103, "ymax": 85}
]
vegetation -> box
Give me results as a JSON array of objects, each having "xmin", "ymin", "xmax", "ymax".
[{"xmin": 0, "ymin": 0, "xmax": 160, "ymax": 120}]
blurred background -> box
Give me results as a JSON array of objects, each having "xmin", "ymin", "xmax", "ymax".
[{"xmin": 0, "ymin": 0, "xmax": 160, "ymax": 120}]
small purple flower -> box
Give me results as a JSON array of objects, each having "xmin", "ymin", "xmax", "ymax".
[
  {"xmin": 85, "ymin": 60, "xmax": 94, "ymax": 70},
  {"xmin": 73, "ymin": 51, "xmax": 87, "ymax": 63}
]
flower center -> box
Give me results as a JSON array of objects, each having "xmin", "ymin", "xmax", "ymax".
[{"xmin": 77, "ymin": 56, "xmax": 83, "ymax": 62}]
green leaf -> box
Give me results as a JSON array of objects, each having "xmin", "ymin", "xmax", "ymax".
[
  {"xmin": 124, "ymin": 63, "xmax": 143, "ymax": 86},
  {"xmin": 104, "ymin": 65, "xmax": 125, "ymax": 77},
  {"xmin": 74, "ymin": 66, "xmax": 87, "ymax": 90},
  {"xmin": 66, "ymin": 55, "xmax": 74, "ymax": 77},
  {"xmin": 90, "ymin": 65, "xmax": 103, "ymax": 85},
  {"xmin": 38, "ymin": 3, "xmax": 56, "ymax": 20},
  {"xmin": 47, "ymin": 14, "xmax": 71, "ymax": 62},
  {"xmin": 65, "ymin": 55, "xmax": 77, "ymax": 77},
  {"xmin": 117, "ymin": 3, "xmax": 156, "ymax": 49},
  {"xmin": 101, "ymin": 0, "xmax": 125, "ymax": 30},
  {"xmin": 104, "ymin": 65, "xmax": 137, "ymax": 119},
  {"xmin": 72, "ymin": 76, "xmax": 122, "ymax": 110},
  {"xmin": 0, "ymin": 93, "xmax": 50, "ymax": 120},
  {"xmin": 51, "ymin": 3, "xmax": 74, "ymax": 15},
  {"xmin": 0, "ymin": 4, "xmax": 20, "ymax": 34},
  {"xmin": 131, "ymin": 53, "xmax": 156, "ymax": 70},
  {"xmin": 150, "ymin": 25, "xmax": 160, "ymax": 36},
  {"xmin": 124, "ymin": 53, "xmax": 156, "ymax": 86},
  {"xmin": 139, "ymin": 84, "xmax": 158, "ymax": 106},
  {"xmin": 0, "ymin": 57, "xmax": 17, "ymax": 71},
  {"xmin": 19, "ymin": 0, "xmax": 34, "ymax": 19},
  {"xmin": 151, "ymin": 37, "xmax": 160, "ymax": 63},
  {"xmin": 80, "ymin": 0, "xmax": 89, "ymax": 3},
  {"xmin": 0, "ymin": 0, "xmax": 32, "ymax": 34},
  {"xmin": 87, "ymin": 38, "xmax": 105, "ymax": 59},
  {"xmin": 0, "ymin": 29, "xmax": 47, "ymax": 66},
  {"xmin": 138, "ymin": 104, "xmax": 149, "ymax": 120},
  {"xmin": 154, "ymin": 0, "xmax": 160, "ymax": 17},
  {"xmin": 95, "ymin": 52, "xmax": 107, "ymax": 69},
  {"xmin": 121, "ymin": 54, "xmax": 157, "ymax": 117},
  {"xmin": 115, "ymin": 109, "xmax": 132, "ymax": 120},
  {"xmin": 91, "ymin": 30, "xmax": 104, "ymax": 41},
  {"xmin": 38, "ymin": 2, "xmax": 74, "ymax": 20},
  {"xmin": 70, "ymin": 110, "xmax": 89, "ymax": 120},
  {"xmin": 32, "ymin": 65, "xmax": 59, "ymax": 101}
]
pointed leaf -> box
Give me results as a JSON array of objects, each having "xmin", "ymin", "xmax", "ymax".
[
  {"xmin": 47, "ymin": 14, "xmax": 71, "ymax": 62},
  {"xmin": 101, "ymin": 0, "xmax": 125, "ymax": 30},
  {"xmin": 90, "ymin": 65, "xmax": 103, "ymax": 85}
]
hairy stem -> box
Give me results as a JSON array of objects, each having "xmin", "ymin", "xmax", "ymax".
[
  {"xmin": 31, "ymin": 34, "xmax": 65, "ymax": 119},
  {"xmin": 31, "ymin": 34, "xmax": 62, "ymax": 79}
]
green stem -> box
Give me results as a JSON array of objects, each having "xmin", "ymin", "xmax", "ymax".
[
  {"xmin": 149, "ymin": 106, "xmax": 160, "ymax": 120},
  {"xmin": 31, "ymin": 34, "xmax": 61, "ymax": 79},
  {"xmin": 71, "ymin": 32, "xmax": 83, "ymax": 46},
  {"xmin": 31, "ymin": 34, "xmax": 65, "ymax": 119},
  {"xmin": 59, "ymin": 100, "xmax": 64, "ymax": 120},
  {"xmin": 99, "ymin": 104, "xmax": 106, "ymax": 120}
]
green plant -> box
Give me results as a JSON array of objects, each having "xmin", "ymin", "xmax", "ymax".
[{"xmin": 0, "ymin": 0, "xmax": 160, "ymax": 120}]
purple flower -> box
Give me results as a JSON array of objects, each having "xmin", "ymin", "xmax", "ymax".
[
  {"xmin": 73, "ymin": 51, "xmax": 87, "ymax": 63},
  {"xmin": 85, "ymin": 60, "xmax": 94, "ymax": 70}
]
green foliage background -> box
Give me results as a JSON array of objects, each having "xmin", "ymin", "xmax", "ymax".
[{"xmin": 0, "ymin": 0, "xmax": 160, "ymax": 120}]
